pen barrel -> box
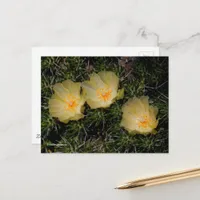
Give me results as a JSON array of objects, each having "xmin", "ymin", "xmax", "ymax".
[
  {"xmin": 122, "ymin": 168, "xmax": 200, "ymax": 189},
  {"xmin": 131, "ymin": 168, "xmax": 200, "ymax": 184},
  {"xmin": 143, "ymin": 170, "xmax": 200, "ymax": 187}
]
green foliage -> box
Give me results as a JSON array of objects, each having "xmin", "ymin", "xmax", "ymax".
[{"xmin": 41, "ymin": 57, "xmax": 168, "ymax": 153}]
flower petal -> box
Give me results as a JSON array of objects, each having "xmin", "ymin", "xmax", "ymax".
[
  {"xmin": 87, "ymin": 99, "xmax": 112, "ymax": 109},
  {"xmin": 70, "ymin": 113, "xmax": 84, "ymax": 120},
  {"xmin": 90, "ymin": 73, "xmax": 106, "ymax": 89},
  {"xmin": 87, "ymin": 99, "xmax": 103, "ymax": 109},
  {"xmin": 53, "ymin": 83, "xmax": 69, "ymax": 101},
  {"xmin": 62, "ymin": 80, "xmax": 81, "ymax": 97},
  {"xmin": 98, "ymin": 71, "xmax": 119, "ymax": 91},
  {"xmin": 149, "ymin": 105, "xmax": 158, "ymax": 116},
  {"xmin": 140, "ymin": 96, "xmax": 149, "ymax": 113},
  {"xmin": 60, "ymin": 119, "xmax": 69, "ymax": 124},
  {"xmin": 149, "ymin": 106, "xmax": 159, "ymax": 128},
  {"xmin": 74, "ymin": 97, "xmax": 85, "ymax": 113},
  {"xmin": 122, "ymin": 97, "xmax": 144, "ymax": 116},
  {"xmin": 82, "ymin": 81, "xmax": 98, "ymax": 101},
  {"xmin": 51, "ymin": 93, "xmax": 62, "ymax": 101},
  {"xmin": 49, "ymin": 99, "xmax": 74, "ymax": 118},
  {"xmin": 120, "ymin": 118, "xmax": 136, "ymax": 132}
]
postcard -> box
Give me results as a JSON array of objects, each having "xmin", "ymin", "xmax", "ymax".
[{"xmin": 32, "ymin": 47, "xmax": 169, "ymax": 153}]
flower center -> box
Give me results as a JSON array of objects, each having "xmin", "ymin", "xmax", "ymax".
[
  {"xmin": 65, "ymin": 95, "xmax": 78, "ymax": 111},
  {"xmin": 137, "ymin": 115, "xmax": 150, "ymax": 128},
  {"xmin": 96, "ymin": 87, "xmax": 112, "ymax": 102}
]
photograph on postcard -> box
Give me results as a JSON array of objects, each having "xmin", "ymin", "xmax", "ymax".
[{"xmin": 41, "ymin": 56, "xmax": 168, "ymax": 153}]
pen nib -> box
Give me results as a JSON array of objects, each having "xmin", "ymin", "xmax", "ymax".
[{"xmin": 115, "ymin": 183, "xmax": 145, "ymax": 189}]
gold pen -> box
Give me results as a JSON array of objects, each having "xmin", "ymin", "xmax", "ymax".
[{"xmin": 116, "ymin": 168, "xmax": 200, "ymax": 189}]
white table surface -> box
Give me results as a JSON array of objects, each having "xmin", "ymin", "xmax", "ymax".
[{"xmin": 0, "ymin": 0, "xmax": 200, "ymax": 199}]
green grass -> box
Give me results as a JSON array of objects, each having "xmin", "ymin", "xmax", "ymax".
[{"xmin": 41, "ymin": 57, "xmax": 168, "ymax": 153}]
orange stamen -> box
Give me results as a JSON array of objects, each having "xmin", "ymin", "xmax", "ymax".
[
  {"xmin": 137, "ymin": 115, "xmax": 149, "ymax": 128},
  {"xmin": 65, "ymin": 94, "xmax": 78, "ymax": 111},
  {"xmin": 96, "ymin": 88, "xmax": 112, "ymax": 102}
]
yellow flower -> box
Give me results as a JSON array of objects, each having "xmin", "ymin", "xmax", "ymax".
[
  {"xmin": 120, "ymin": 96, "xmax": 158, "ymax": 134},
  {"xmin": 49, "ymin": 80, "xmax": 85, "ymax": 124},
  {"xmin": 82, "ymin": 71, "xmax": 123, "ymax": 109}
]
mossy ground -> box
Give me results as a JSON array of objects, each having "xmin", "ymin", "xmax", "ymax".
[{"xmin": 41, "ymin": 57, "xmax": 168, "ymax": 153}]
